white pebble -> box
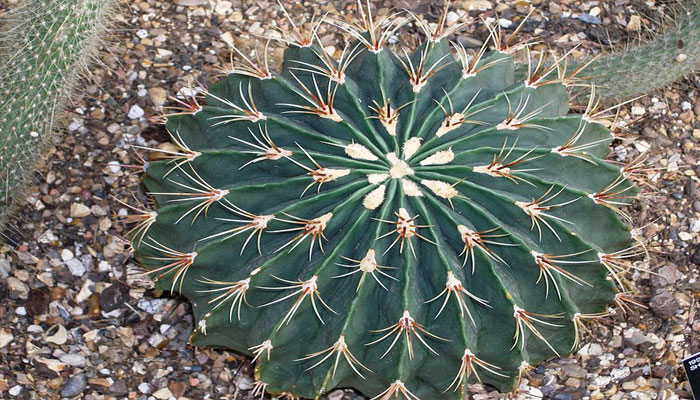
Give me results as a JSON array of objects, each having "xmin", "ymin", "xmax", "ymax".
[
  {"xmin": 138, "ymin": 298, "xmax": 169, "ymax": 314},
  {"xmin": 138, "ymin": 382, "xmax": 151, "ymax": 394},
  {"xmin": 634, "ymin": 140, "xmax": 650, "ymax": 153},
  {"xmin": 9, "ymin": 385, "xmax": 22, "ymax": 396},
  {"xmin": 681, "ymin": 101, "xmax": 692, "ymax": 111},
  {"xmin": 46, "ymin": 325, "xmax": 68, "ymax": 345},
  {"xmin": 578, "ymin": 342, "xmax": 603, "ymax": 356},
  {"xmin": 631, "ymin": 106, "xmax": 645, "ymax": 116},
  {"xmin": 16, "ymin": 307, "xmax": 27, "ymax": 316},
  {"xmin": 68, "ymin": 120, "xmax": 82, "ymax": 132},
  {"xmin": 0, "ymin": 329, "xmax": 13, "ymax": 348},
  {"xmin": 66, "ymin": 259, "xmax": 87, "ymax": 277},
  {"xmin": 178, "ymin": 86, "xmax": 198, "ymax": 97},
  {"xmin": 611, "ymin": 366, "xmax": 631, "ymax": 380},
  {"xmin": 108, "ymin": 161, "xmax": 122, "ymax": 173},
  {"xmin": 614, "ymin": 145, "xmax": 627, "ymax": 162},
  {"xmin": 136, "ymin": 29, "xmax": 149, "ymax": 39},
  {"xmin": 446, "ymin": 11, "xmax": 459, "ymax": 25},
  {"xmin": 128, "ymin": 104, "xmax": 145, "ymax": 119},
  {"xmin": 594, "ymin": 376, "xmax": 611, "ymax": 386},
  {"xmin": 679, "ymin": 232, "xmax": 693, "ymax": 241},
  {"xmin": 215, "ymin": 1, "xmax": 233, "ymax": 15},
  {"xmin": 498, "ymin": 18, "xmax": 513, "ymax": 28},
  {"xmin": 61, "ymin": 249, "xmax": 74, "ymax": 261},
  {"xmin": 156, "ymin": 48, "xmax": 173, "ymax": 58},
  {"xmin": 690, "ymin": 220, "xmax": 700, "ymax": 233},
  {"xmin": 98, "ymin": 260, "xmax": 112, "ymax": 273}
]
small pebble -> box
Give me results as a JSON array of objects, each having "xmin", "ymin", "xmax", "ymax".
[
  {"xmin": 66, "ymin": 259, "xmax": 87, "ymax": 277},
  {"xmin": 631, "ymin": 106, "xmax": 645, "ymax": 115},
  {"xmin": 153, "ymin": 387, "xmax": 173, "ymax": 399},
  {"xmin": 70, "ymin": 203, "xmax": 91, "ymax": 218},
  {"xmin": 215, "ymin": 1, "xmax": 233, "ymax": 15},
  {"xmin": 46, "ymin": 325, "xmax": 68, "ymax": 345},
  {"xmin": 138, "ymin": 382, "xmax": 151, "ymax": 394},
  {"xmin": 127, "ymin": 104, "xmax": 145, "ymax": 119},
  {"xmin": 59, "ymin": 354, "xmax": 87, "ymax": 368},
  {"xmin": 9, "ymin": 386, "xmax": 22, "ymax": 396},
  {"xmin": 60, "ymin": 249, "xmax": 74, "ymax": 261},
  {"xmin": 0, "ymin": 330, "xmax": 13, "ymax": 348},
  {"xmin": 61, "ymin": 374, "xmax": 87, "ymax": 398},
  {"xmin": 498, "ymin": 18, "xmax": 512, "ymax": 28}
]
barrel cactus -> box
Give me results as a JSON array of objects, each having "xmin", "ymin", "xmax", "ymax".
[{"xmin": 127, "ymin": 4, "xmax": 644, "ymax": 399}]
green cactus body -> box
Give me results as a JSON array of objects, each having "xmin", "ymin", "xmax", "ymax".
[
  {"xmin": 0, "ymin": 0, "xmax": 115, "ymax": 229},
  {"xmin": 132, "ymin": 9, "xmax": 639, "ymax": 399}
]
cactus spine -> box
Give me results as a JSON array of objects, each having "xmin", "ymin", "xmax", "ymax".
[
  {"xmin": 574, "ymin": 1, "xmax": 700, "ymax": 101},
  {"xmin": 127, "ymin": 3, "xmax": 647, "ymax": 399},
  {"xmin": 0, "ymin": 0, "xmax": 116, "ymax": 230}
]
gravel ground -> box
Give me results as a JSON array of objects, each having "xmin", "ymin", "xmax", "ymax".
[{"xmin": 1, "ymin": 0, "xmax": 699, "ymax": 399}]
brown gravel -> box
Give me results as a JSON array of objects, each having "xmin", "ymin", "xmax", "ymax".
[{"xmin": 0, "ymin": 0, "xmax": 698, "ymax": 399}]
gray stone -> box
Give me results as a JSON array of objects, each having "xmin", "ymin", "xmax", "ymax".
[
  {"xmin": 562, "ymin": 364, "xmax": 587, "ymax": 379},
  {"xmin": 65, "ymin": 259, "xmax": 86, "ymax": 277},
  {"xmin": 137, "ymin": 298, "xmax": 168, "ymax": 314},
  {"xmin": 60, "ymin": 374, "xmax": 87, "ymax": 398},
  {"xmin": 6, "ymin": 277, "xmax": 28, "ymax": 300},
  {"xmin": 626, "ymin": 331, "xmax": 649, "ymax": 346},
  {"xmin": 109, "ymin": 380, "xmax": 128, "ymax": 395},
  {"xmin": 690, "ymin": 219, "xmax": 700, "ymax": 233},
  {"xmin": 0, "ymin": 257, "xmax": 10, "ymax": 279},
  {"xmin": 553, "ymin": 392, "xmax": 573, "ymax": 400},
  {"xmin": 652, "ymin": 263, "xmax": 682, "ymax": 287},
  {"xmin": 610, "ymin": 335, "xmax": 623, "ymax": 348},
  {"xmin": 649, "ymin": 291, "xmax": 678, "ymax": 318},
  {"xmin": 59, "ymin": 353, "xmax": 86, "ymax": 368}
]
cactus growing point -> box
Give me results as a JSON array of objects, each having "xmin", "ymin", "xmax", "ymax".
[{"xmin": 127, "ymin": 3, "xmax": 646, "ymax": 399}]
